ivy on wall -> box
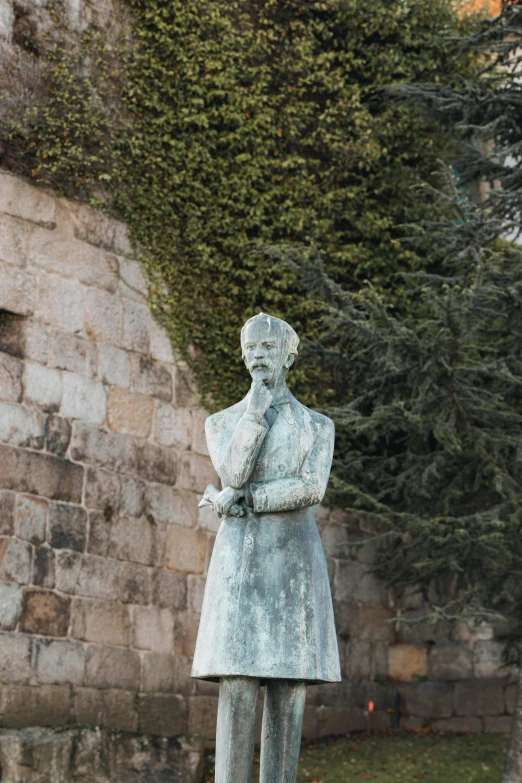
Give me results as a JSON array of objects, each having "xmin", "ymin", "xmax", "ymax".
[{"xmin": 0, "ymin": 0, "xmax": 480, "ymax": 410}]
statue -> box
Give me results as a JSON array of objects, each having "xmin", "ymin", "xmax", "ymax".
[{"xmin": 192, "ymin": 313, "xmax": 341, "ymax": 783}]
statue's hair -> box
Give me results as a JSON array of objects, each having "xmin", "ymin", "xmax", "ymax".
[{"xmin": 241, "ymin": 312, "xmax": 299, "ymax": 359}]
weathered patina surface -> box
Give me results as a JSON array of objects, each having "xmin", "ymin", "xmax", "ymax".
[
  {"xmin": 192, "ymin": 389, "xmax": 340, "ymax": 682},
  {"xmin": 192, "ymin": 312, "xmax": 340, "ymax": 783}
]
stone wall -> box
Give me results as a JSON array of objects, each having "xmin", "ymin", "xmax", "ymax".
[
  {"xmin": 0, "ymin": 169, "xmax": 221, "ymax": 740},
  {"xmin": 0, "ymin": 171, "xmax": 515, "ymax": 745}
]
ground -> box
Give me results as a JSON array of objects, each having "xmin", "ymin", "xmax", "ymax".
[{"xmin": 204, "ymin": 731, "xmax": 508, "ymax": 782}]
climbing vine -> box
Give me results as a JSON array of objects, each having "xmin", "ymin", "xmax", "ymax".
[{"xmin": 0, "ymin": 0, "xmax": 481, "ymax": 409}]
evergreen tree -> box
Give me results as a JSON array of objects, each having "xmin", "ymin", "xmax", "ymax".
[
  {"xmin": 268, "ymin": 5, "xmax": 522, "ymax": 776},
  {"xmin": 268, "ymin": 168, "xmax": 522, "ymax": 778}
]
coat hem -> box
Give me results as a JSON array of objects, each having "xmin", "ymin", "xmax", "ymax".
[{"xmin": 191, "ymin": 672, "xmax": 342, "ymax": 686}]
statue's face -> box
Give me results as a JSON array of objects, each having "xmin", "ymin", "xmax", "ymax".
[{"xmin": 243, "ymin": 320, "xmax": 291, "ymax": 385}]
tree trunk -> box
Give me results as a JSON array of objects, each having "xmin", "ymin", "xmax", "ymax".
[{"xmin": 502, "ymin": 668, "xmax": 522, "ymax": 783}]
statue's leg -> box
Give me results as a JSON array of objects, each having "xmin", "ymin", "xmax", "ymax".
[
  {"xmin": 260, "ymin": 679, "xmax": 307, "ymax": 783},
  {"xmin": 215, "ymin": 675, "xmax": 260, "ymax": 783}
]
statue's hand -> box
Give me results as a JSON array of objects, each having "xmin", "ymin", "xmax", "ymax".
[
  {"xmin": 247, "ymin": 380, "xmax": 273, "ymax": 419},
  {"xmin": 214, "ymin": 486, "xmax": 243, "ymax": 517}
]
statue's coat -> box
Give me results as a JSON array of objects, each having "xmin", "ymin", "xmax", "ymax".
[{"xmin": 192, "ymin": 390, "xmax": 341, "ymax": 684}]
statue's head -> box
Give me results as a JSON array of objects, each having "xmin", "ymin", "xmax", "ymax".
[{"xmin": 241, "ymin": 312, "xmax": 299, "ymax": 386}]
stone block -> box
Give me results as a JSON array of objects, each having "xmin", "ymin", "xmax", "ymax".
[
  {"xmin": 429, "ymin": 642, "xmax": 474, "ymax": 681},
  {"xmin": 49, "ymin": 330, "xmax": 97, "ymax": 376},
  {"xmin": 19, "ymin": 589, "xmax": 71, "ymax": 637},
  {"xmin": 107, "ymin": 387, "xmax": 154, "ymax": 438},
  {"xmin": 119, "ymin": 562, "xmax": 151, "ymax": 605},
  {"xmin": 0, "ymin": 401, "xmax": 45, "ymax": 449},
  {"xmin": 332, "ymin": 600, "xmax": 359, "ymax": 641},
  {"xmin": 0, "ymin": 172, "xmax": 56, "ymax": 227},
  {"xmin": 121, "ymin": 476, "xmax": 146, "ymax": 517},
  {"xmin": 36, "ymin": 639, "xmax": 85, "ymax": 685},
  {"xmin": 302, "ymin": 707, "xmax": 319, "ymax": 739},
  {"xmin": 191, "ymin": 408, "xmax": 209, "ymax": 456},
  {"xmin": 132, "ymin": 605, "xmax": 174, "ymax": 654},
  {"xmin": 24, "ymin": 319, "xmax": 49, "ymax": 364},
  {"xmin": 0, "ymin": 265, "xmax": 35, "ymax": 316},
  {"xmin": 484, "ymin": 716, "xmax": 512, "ymax": 734},
  {"xmin": 70, "ymin": 423, "xmax": 137, "ymax": 475},
  {"xmin": 0, "ymin": 352, "xmax": 23, "ymax": 403},
  {"xmin": 188, "ymin": 575, "xmax": 206, "ymax": 613},
  {"xmin": 73, "ymin": 687, "xmax": 103, "ymax": 726},
  {"xmin": 85, "ymin": 645, "xmax": 140, "ymax": 689},
  {"xmin": 0, "ymin": 537, "xmax": 32, "ymax": 584},
  {"xmin": 0, "ymin": 3, "xmax": 14, "ymax": 41},
  {"xmin": 0, "ymin": 213, "xmax": 29, "ymax": 267},
  {"xmin": 146, "ymin": 483, "xmax": 193, "ymax": 527},
  {"xmin": 132, "ymin": 355, "xmax": 172, "ymax": 402},
  {"xmin": 506, "ymin": 684, "xmax": 517, "ymax": 714},
  {"xmin": 98, "ymin": 343, "xmax": 131, "ymax": 388},
  {"xmin": 432, "ymin": 716, "xmax": 483, "ymax": 733},
  {"xmin": 29, "ymin": 227, "xmax": 118, "ymax": 292},
  {"xmin": 136, "ymin": 441, "xmax": 176, "ymax": 485},
  {"xmin": 138, "ymin": 694, "xmax": 188, "ymax": 736},
  {"xmin": 188, "ymin": 696, "xmax": 218, "ymax": 737},
  {"xmin": 0, "ymin": 446, "xmax": 84, "ymax": 502},
  {"xmin": 32, "ymin": 545, "xmax": 56, "ymax": 589},
  {"xmin": 55, "ymin": 550, "xmax": 82, "ymax": 593},
  {"xmin": 0, "ymin": 581, "xmax": 22, "ymax": 630},
  {"xmin": 84, "ymin": 287, "xmax": 123, "ymax": 345},
  {"xmin": 44, "ymin": 415, "xmax": 72, "ymax": 457},
  {"xmin": 172, "ymin": 655, "xmax": 196, "ymax": 695},
  {"xmin": 24, "ymin": 362, "xmax": 63, "ymax": 413},
  {"xmin": 150, "ymin": 318, "xmax": 175, "ymax": 363},
  {"xmin": 399, "ymin": 681, "xmax": 453, "ymax": 719},
  {"xmin": 177, "ymin": 453, "xmax": 219, "ymax": 494},
  {"xmin": 154, "ymin": 402, "xmax": 192, "ymax": 449},
  {"xmin": 317, "ymin": 706, "xmax": 368, "ymax": 737},
  {"xmin": 396, "ymin": 611, "xmax": 449, "ymax": 646},
  {"xmin": 75, "ymin": 554, "xmax": 120, "ymax": 600},
  {"xmin": 174, "ymin": 612, "xmax": 200, "ymax": 657},
  {"xmin": 71, "ymin": 598, "xmax": 130, "ymax": 646},
  {"xmin": 152, "ymin": 570, "xmax": 187, "ymax": 610},
  {"xmin": 359, "ymin": 604, "xmax": 394, "ymax": 642},
  {"xmin": 48, "ymin": 502, "xmax": 87, "ymax": 552},
  {"xmin": 102, "ymin": 689, "xmax": 138, "ymax": 732},
  {"xmin": 87, "ymin": 511, "xmax": 112, "ymax": 557},
  {"xmin": 389, "ymin": 644, "xmax": 428, "ymax": 682},
  {"xmin": 454, "ymin": 621, "xmax": 494, "ymax": 643},
  {"xmin": 0, "ymin": 490, "xmax": 15, "ymax": 535},
  {"xmin": 141, "ymin": 652, "xmax": 174, "ymax": 693},
  {"xmin": 84, "ymin": 466, "xmax": 121, "ymax": 513},
  {"xmin": 335, "ymin": 561, "xmax": 387, "ymax": 605},
  {"xmin": 454, "ymin": 679, "xmax": 504, "ymax": 717},
  {"xmin": 119, "ymin": 257, "xmax": 148, "ymax": 301},
  {"xmin": 474, "ymin": 640, "xmax": 513, "ymax": 679},
  {"xmin": 61, "ymin": 373, "xmax": 107, "ymax": 425},
  {"xmin": 0, "ymin": 632, "xmax": 32, "ymax": 683},
  {"xmin": 16, "ymin": 494, "xmax": 47, "ymax": 543},
  {"xmin": 321, "ymin": 524, "xmax": 350, "ymax": 559},
  {"xmin": 198, "ymin": 503, "xmax": 220, "ymax": 533},
  {"xmin": 174, "ymin": 363, "xmax": 198, "ymax": 407},
  {"xmin": 122, "ymin": 300, "xmax": 150, "ymax": 353},
  {"xmin": 1, "ymin": 685, "xmax": 71, "ymax": 728},
  {"xmin": 36, "ymin": 272, "xmax": 85, "ymax": 333},
  {"xmin": 109, "ymin": 516, "xmax": 166, "ymax": 567},
  {"xmin": 56, "ymin": 197, "xmax": 129, "ymax": 253},
  {"xmin": 166, "ymin": 527, "xmax": 207, "ymax": 574}
]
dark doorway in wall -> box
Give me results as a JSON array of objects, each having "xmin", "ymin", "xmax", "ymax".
[{"xmin": 0, "ymin": 310, "xmax": 27, "ymax": 358}]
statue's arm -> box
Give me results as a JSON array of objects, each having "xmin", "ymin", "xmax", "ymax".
[
  {"xmin": 249, "ymin": 417, "xmax": 335, "ymax": 513},
  {"xmin": 206, "ymin": 412, "xmax": 268, "ymax": 490}
]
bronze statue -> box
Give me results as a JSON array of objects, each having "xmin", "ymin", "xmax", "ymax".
[{"xmin": 192, "ymin": 313, "xmax": 340, "ymax": 783}]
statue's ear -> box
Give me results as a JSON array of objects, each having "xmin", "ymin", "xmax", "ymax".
[{"xmin": 284, "ymin": 354, "xmax": 295, "ymax": 370}]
